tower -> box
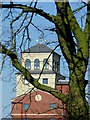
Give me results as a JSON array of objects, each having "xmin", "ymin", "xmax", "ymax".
[{"xmin": 16, "ymin": 43, "xmax": 65, "ymax": 97}]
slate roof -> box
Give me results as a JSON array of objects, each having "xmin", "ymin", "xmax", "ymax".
[
  {"xmin": 56, "ymin": 80, "xmax": 69, "ymax": 85},
  {"xmin": 22, "ymin": 43, "xmax": 60, "ymax": 56},
  {"xmin": 22, "ymin": 43, "xmax": 52, "ymax": 53}
]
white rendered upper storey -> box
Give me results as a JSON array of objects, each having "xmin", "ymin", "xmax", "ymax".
[{"xmin": 22, "ymin": 43, "xmax": 60, "ymax": 73}]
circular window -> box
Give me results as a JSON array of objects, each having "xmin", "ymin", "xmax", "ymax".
[{"xmin": 35, "ymin": 94, "xmax": 42, "ymax": 101}]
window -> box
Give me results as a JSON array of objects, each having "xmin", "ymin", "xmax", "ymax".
[
  {"xmin": 43, "ymin": 59, "xmax": 49, "ymax": 69},
  {"xmin": 25, "ymin": 59, "xmax": 31, "ymax": 70},
  {"xmin": 55, "ymin": 61, "xmax": 57, "ymax": 71},
  {"xmin": 50, "ymin": 104, "xmax": 56, "ymax": 109},
  {"xmin": 54, "ymin": 61, "xmax": 59, "ymax": 72},
  {"xmin": 50, "ymin": 118, "xmax": 56, "ymax": 120},
  {"xmin": 43, "ymin": 78, "xmax": 48, "ymax": 84},
  {"xmin": 24, "ymin": 118, "xmax": 29, "ymax": 120},
  {"xmin": 24, "ymin": 79, "xmax": 29, "ymax": 85},
  {"xmin": 35, "ymin": 78, "xmax": 38, "ymax": 81},
  {"xmin": 13, "ymin": 104, "xmax": 17, "ymax": 109},
  {"xmin": 34, "ymin": 59, "xmax": 40, "ymax": 69},
  {"xmin": 24, "ymin": 104, "xmax": 29, "ymax": 110},
  {"xmin": 57, "ymin": 62, "xmax": 60, "ymax": 72},
  {"xmin": 53, "ymin": 60, "xmax": 55, "ymax": 70}
]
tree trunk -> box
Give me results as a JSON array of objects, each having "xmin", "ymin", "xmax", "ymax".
[
  {"xmin": 66, "ymin": 65, "xmax": 89, "ymax": 120},
  {"xmin": 55, "ymin": 15, "xmax": 89, "ymax": 119}
]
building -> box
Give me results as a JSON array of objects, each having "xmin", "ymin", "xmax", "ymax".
[{"xmin": 11, "ymin": 43, "xmax": 69, "ymax": 120}]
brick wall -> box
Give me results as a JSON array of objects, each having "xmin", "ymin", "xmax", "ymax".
[
  {"xmin": 56, "ymin": 85, "xmax": 69, "ymax": 94},
  {"xmin": 12, "ymin": 90, "xmax": 68, "ymax": 119}
]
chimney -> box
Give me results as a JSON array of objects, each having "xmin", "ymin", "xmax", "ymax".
[{"xmin": 56, "ymin": 79, "xmax": 69, "ymax": 94}]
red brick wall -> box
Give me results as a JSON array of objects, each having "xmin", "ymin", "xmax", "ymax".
[
  {"xmin": 12, "ymin": 90, "xmax": 68, "ymax": 119},
  {"xmin": 56, "ymin": 85, "xmax": 69, "ymax": 94}
]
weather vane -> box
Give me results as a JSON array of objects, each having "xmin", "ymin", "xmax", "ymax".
[{"xmin": 36, "ymin": 35, "xmax": 47, "ymax": 44}]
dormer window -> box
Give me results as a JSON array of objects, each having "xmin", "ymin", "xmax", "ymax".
[
  {"xmin": 43, "ymin": 59, "xmax": 49, "ymax": 69},
  {"xmin": 34, "ymin": 59, "xmax": 40, "ymax": 69},
  {"xmin": 25, "ymin": 59, "xmax": 31, "ymax": 70}
]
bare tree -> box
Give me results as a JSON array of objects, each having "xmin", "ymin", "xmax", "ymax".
[{"xmin": 0, "ymin": 1, "xmax": 90, "ymax": 120}]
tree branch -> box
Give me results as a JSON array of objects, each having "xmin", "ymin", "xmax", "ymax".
[
  {"xmin": 84, "ymin": 1, "xmax": 90, "ymax": 40},
  {"xmin": 66, "ymin": 2, "xmax": 88, "ymax": 58},
  {"xmin": 73, "ymin": 3, "xmax": 88, "ymax": 13},
  {"xmin": 10, "ymin": 11, "xmax": 24, "ymax": 49},
  {"xmin": 2, "ymin": 4, "xmax": 54, "ymax": 23},
  {"xmin": 57, "ymin": 2, "xmax": 89, "ymax": 61},
  {"xmin": 0, "ymin": 48, "xmax": 12, "ymax": 74},
  {"xmin": 54, "ymin": 2, "xmax": 76, "ymax": 64}
]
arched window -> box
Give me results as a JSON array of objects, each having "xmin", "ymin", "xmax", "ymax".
[
  {"xmin": 25, "ymin": 59, "xmax": 31, "ymax": 70},
  {"xmin": 43, "ymin": 59, "xmax": 49, "ymax": 69},
  {"xmin": 24, "ymin": 79, "xmax": 29, "ymax": 85},
  {"xmin": 34, "ymin": 59, "xmax": 40, "ymax": 69}
]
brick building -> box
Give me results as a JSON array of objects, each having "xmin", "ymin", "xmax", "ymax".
[{"xmin": 11, "ymin": 44, "xmax": 69, "ymax": 120}]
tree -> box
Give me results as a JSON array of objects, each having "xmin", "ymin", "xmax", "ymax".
[{"xmin": 0, "ymin": 1, "xmax": 90, "ymax": 120}]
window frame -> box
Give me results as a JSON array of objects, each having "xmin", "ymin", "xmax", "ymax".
[
  {"xmin": 43, "ymin": 58, "xmax": 49, "ymax": 69},
  {"xmin": 24, "ymin": 104, "xmax": 29, "ymax": 110},
  {"xmin": 50, "ymin": 118, "xmax": 56, "ymax": 120},
  {"xmin": 50, "ymin": 103, "xmax": 56, "ymax": 109},
  {"xmin": 43, "ymin": 78, "xmax": 48, "ymax": 84},
  {"xmin": 24, "ymin": 118, "xmax": 30, "ymax": 120},
  {"xmin": 55, "ymin": 61, "xmax": 57, "ymax": 71},
  {"xmin": 24, "ymin": 79, "xmax": 29, "ymax": 85},
  {"xmin": 35, "ymin": 78, "xmax": 38, "ymax": 81},
  {"xmin": 57, "ymin": 62, "xmax": 60, "ymax": 72},
  {"xmin": 53, "ymin": 60, "xmax": 60, "ymax": 72},
  {"xmin": 34, "ymin": 59, "xmax": 40, "ymax": 70},
  {"xmin": 25, "ymin": 59, "xmax": 31, "ymax": 70}
]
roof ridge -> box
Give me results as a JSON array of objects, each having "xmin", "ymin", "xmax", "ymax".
[
  {"xmin": 22, "ymin": 43, "xmax": 60, "ymax": 56},
  {"xmin": 22, "ymin": 43, "xmax": 52, "ymax": 53}
]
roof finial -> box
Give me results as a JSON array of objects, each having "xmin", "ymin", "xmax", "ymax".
[{"xmin": 36, "ymin": 40, "xmax": 38, "ymax": 42}]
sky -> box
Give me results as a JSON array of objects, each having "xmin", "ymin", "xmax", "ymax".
[
  {"xmin": 0, "ymin": 1, "xmax": 89, "ymax": 119},
  {"xmin": 0, "ymin": 6, "xmax": 2, "ymax": 120}
]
